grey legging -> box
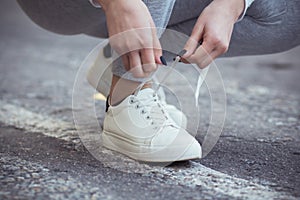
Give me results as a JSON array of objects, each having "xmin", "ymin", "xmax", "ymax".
[{"xmin": 17, "ymin": 0, "xmax": 300, "ymax": 77}]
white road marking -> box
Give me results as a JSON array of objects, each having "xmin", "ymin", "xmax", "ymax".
[{"xmin": 0, "ymin": 100, "xmax": 295, "ymax": 199}]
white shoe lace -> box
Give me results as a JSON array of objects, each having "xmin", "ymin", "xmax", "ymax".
[{"xmin": 129, "ymin": 92, "xmax": 176, "ymax": 131}]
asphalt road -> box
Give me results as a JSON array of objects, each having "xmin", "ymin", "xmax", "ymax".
[{"xmin": 0, "ymin": 0, "xmax": 299, "ymax": 199}]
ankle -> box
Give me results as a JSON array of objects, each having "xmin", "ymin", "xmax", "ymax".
[{"xmin": 109, "ymin": 75, "xmax": 152, "ymax": 106}]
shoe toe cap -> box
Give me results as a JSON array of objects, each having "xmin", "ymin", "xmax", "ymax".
[
  {"xmin": 180, "ymin": 139, "xmax": 202, "ymax": 160},
  {"xmin": 151, "ymin": 128, "xmax": 202, "ymax": 161}
]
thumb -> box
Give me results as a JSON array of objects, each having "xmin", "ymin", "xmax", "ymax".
[{"xmin": 183, "ymin": 22, "xmax": 204, "ymax": 59}]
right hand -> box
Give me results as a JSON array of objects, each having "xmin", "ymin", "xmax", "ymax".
[
  {"xmin": 99, "ymin": 0, "xmax": 162, "ymax": 78},
  {"xmin": 182, "ymin": 0, "xmax": 244, "ymax": 68}
]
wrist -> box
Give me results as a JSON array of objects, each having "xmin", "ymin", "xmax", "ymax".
[
  {"xmin": 229, "ymin": 0, "xmax": 245, "ymax": 21},
  {"xmin": 214, "ymin": 0, "xmax": 245, "ymax": 22}
]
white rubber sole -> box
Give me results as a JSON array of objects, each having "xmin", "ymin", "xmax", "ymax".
[{"xmin": 102, "ymin": 130, "xmax": 202, "ymax": 163}]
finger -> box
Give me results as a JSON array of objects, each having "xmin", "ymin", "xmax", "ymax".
[
  {"xmin": 121, "ymin": 55, "xmax": 130, "ymax": 71},
  {"xmin": 199, "ymin": 45, "xmax": 227, "ymax": 68},
  {"xmin": 193, "ymin": 44, "xmax": 224, "ymax": 69},
  {"xmin": 183, "ymin": 37, "xmax": 199, "ymax": 59},
  {"xmin": 199, "ymin": 52, "xmax": 214, "ymax": 68},
  {"xmin": 150, "ymin": 21, "xmax": 163, "ymax": 64},
  {"xmin": 210, "ymin": 47, "xmax": 224, "ymax": 60},
  {"xmin": 153, "ymin": 36, "xmax": 163, "ymax": 64},
  {"xmin": 212, "ymin": 40, "xmax": 229, "ymax": 58},
  {"xmin": 183, "ymin": 20, "xmax": 205, "ymax": 58},
  {"xmin": 141, "ymin": 48, "xmax": 157, "ymax": 73},
  {"xmin": 129, "ymin": 51, "xmax": 145, "ymax": 78},
  {"xmin": 186, "ymin": 41, "xmax": 214, "ymax": 67}
]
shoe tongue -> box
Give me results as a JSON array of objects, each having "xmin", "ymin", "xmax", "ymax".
[
  {"xmin": 136, "ymin": 88, "xmax": 169, "ymax": 125},
  {"xmin": 136, "ymin": 88, "xmax": 155, "ymax": 99}
]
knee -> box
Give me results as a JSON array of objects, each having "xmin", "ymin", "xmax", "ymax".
[
  {"xmin": 246, "ymin": 0, "xmax": 300, "ymax": 46},
  {"xmin": 17, "ymin": 0, "xmax": 97, "ymax": 35},
  {"xmin": 17, "ymin": 0, "xmax": 78, "ymax": 35},
  {"xmin": 246, "ymin": 0, "xmax": 288, "ymax": 25}
]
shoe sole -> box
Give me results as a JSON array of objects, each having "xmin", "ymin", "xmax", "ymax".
[{"xmin": 102, "ymin": 130, "xmax": 202, "ymax": 163}]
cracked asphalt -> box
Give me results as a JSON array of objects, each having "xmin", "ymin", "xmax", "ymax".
[{"xmin": 0, "ymin": 0, "xmax": 299, "ymax": 199}]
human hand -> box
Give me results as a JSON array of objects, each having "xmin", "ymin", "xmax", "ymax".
[
  {"xmin": 98, "ymin": 0, "xmax": 162, "ymax": 78},
  {"xmin": 182, "ymin": 0, "xmax": 245, "ymax": 68}
]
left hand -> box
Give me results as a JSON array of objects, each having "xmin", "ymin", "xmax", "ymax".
[{"xmin": 182, "ymin": 0, "xmax": 245, "ymax": 68}]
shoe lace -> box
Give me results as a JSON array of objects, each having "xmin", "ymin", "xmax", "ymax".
[{"xmin": 130, "ymin": 93, "xmax": 175, "ymax": 130}]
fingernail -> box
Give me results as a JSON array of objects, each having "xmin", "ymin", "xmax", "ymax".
[
  {"xmin": 177, "ymin": 49, "xmax": 187, "ymax": 57},
  {"xmin": 160, "ymin": 56, "xmax": 167, "ymax": 66}
]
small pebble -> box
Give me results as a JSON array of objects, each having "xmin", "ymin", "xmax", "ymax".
[
  {"xmin": 275, "ymin": 122, "xmax": 284, "ymax": 126},
  {"xmin": 287, "ymin": 117, "xmax": 297, "ymax": 122},
  {"xmin": 5, "ymin": 177, "xmax": 15, "ymax": 182},
  {"xmin": 17, "ymin": 177, "xmax": 25, "ymax": 181},
  {"xmin": 32, "ymin": 173, "xmax": 40, "ymax": 179}
]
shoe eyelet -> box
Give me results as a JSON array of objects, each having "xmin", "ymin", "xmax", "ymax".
[
  {"xmin": 141, "ymin": 110, "xmax": 146, "ymax": 114},
  {"xmin": 135, "ymin": 104, "xmax": 140, "ymax": 109},
  {"xmin": 146, "ymin": 116, "xmax": 151, "ymax": 120},
  {"xmin": 129, "ymin": 98, "xmax": 135, "ymax": 104}
]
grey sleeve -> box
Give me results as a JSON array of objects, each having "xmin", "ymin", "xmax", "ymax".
[{"xmin": 143, "ymin": 0, "xmax": 176, "ymax": 29}]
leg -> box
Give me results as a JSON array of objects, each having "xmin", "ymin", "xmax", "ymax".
[
  {"xmin": 16, "ymin": 0, "xmax": 108, "ymax": 37},
  {"xmin": 167, "ymin": 0, "xmax": 300, "ymax": 57},
  {"xmin": 227, "ymin": 0, "xmax": 300, "ymax": 56}
]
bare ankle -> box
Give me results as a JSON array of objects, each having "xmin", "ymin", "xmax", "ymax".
[{"xmin": 109, "ymin": 75, "xmax": 151, "ymax": 106}]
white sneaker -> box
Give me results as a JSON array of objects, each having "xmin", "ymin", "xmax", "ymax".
[
  {"xmin": 86, "ymin": 42, "xmax": 187, "ymax": 129},
  {"xmin": 102, "ymin": 88, "xmax": 201, "ymax": 162}
]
